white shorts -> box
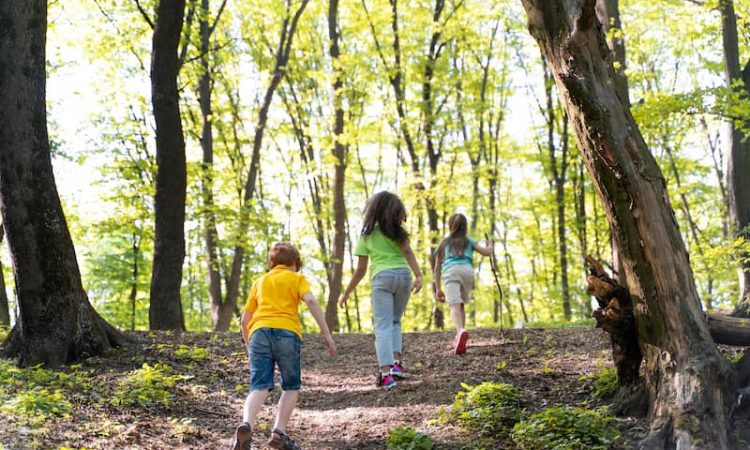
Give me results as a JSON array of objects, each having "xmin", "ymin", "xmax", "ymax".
[{"xmin": 443, "ymin": 264, "xmax": 474, "ymax": 305}]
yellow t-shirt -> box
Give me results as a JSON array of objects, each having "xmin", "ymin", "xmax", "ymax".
[{"xmin": 243, "ymin": 265, "xmax": 311, "ymax": 339}]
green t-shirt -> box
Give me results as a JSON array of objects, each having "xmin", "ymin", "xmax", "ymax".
[{"xmin": 354, "ymin": 227, "xmax": 409, "ymax": 278}]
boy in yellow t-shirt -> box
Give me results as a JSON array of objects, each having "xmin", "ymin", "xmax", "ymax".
[{"xmin": 231, "ymin": 243, "xmax": 336, "ymax": 450}]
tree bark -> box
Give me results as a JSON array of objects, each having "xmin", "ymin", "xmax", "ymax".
[
  {"xmin": 326, "ymin": 0, "xmax": 346, "ymax": 332},
  {"xmin": 0, "ymin": 227, "xmax": 10, "ymax": 327},
  {"xmin": 719, "ymin": 0, "xmax": 750, "ymax": 318},
  {"xmin": 149, "ymin": 0, "xmax": 187, "ymax": 331},
  {"xmin": 521, "ymin": 1, "xmax": 736, "ymax": 447},
  {"xmin": 596, "ymin": 0, "xmax": 629, "ymax": 288},
  {"xmin": 0, "ymin": 0, "xmax": 127, "ymax": 366},
  {"xmin": 195, "ymin": 0, "xmax": 233, "ymax": 332}
]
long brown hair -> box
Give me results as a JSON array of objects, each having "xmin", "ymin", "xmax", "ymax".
[
  {"xmin": 361, "ymin": 191, "xmax": 408, "ymax": 244},
  {"xmin": 439, "ymin": 213, "xmax": 469, "ymax": 258}
]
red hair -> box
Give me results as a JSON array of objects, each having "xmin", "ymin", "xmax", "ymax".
[{"xmin": 268, "ymin": 242, "xmax": 302, "ymax": 269}]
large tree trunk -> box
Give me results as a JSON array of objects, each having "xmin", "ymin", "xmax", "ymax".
[
  {"xmin": 720, "ymin": 0, "xmax": 750, "ymax": 318},
  {"xmin": 521, "ymin": 1, "xmax": 736, "ymax": 448},
  {"xmin": 326, "ymin": 0, "xmax": 346, "ymax": 332},
  {"xmin": 149, "ymin": 0, "xmax": 187, "ymax": 331},
  {"xmin": 596, "ymin": 0, "xmax": 629, "ymax": 288},
  {"xmin": 0, "ymin": 0, "xmax": 127, "ymax": 366}
]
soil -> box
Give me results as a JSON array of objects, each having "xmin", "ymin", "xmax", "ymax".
[{"xmin": 0, "ymin": 327, "xmax": 647, "ymax": 449}]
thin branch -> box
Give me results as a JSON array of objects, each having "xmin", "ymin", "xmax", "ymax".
[{"xmin": 133, "ymin": 0, "xmax": 154, "ymax": 29}]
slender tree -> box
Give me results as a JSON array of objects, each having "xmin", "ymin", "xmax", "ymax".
[
  {"xmin": 521, "ymin": 0, "xmax": 735, "ymax": 447},
  {"xmin": 0, "ymin": 228, "xmax": 10, "ymax": 327},
  {"xmin": 0, "ymin": 0, "xmax": 126, "ymax": 366},
  {"xmin": 194, "ymin": 0, "xmax": 232, "ymax": 331},
  {"xmin": 719, "ymin": 0, "xmax": 750, "ymax": 317},
  {"xmin": 326, "ymin": 0, "xmax": 347, "ymax": 331},
  {"xmin": 223, "ymin": 0, "xmax": 311, "ymax": 321}
]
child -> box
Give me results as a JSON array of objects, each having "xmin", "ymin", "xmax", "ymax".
[
  {"xmin": 434, "ymin": 213, "xmax": 493, "ymax": 355},
  {"xmin": 232, "ymin": 243, "xmax": 336, "ymax": 450},
  {"xmin": 339, "ymin": 191, "xmax": 423, "ymax": 389}
]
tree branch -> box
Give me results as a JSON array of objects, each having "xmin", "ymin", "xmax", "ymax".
[{"xmin": 133, "ymin": 0, "xmax": 154, "ymax": 30}]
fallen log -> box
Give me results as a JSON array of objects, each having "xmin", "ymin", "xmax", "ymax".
[{"xmin": 707, "ymin": 313, "xmax": 750, "ymax": 346}]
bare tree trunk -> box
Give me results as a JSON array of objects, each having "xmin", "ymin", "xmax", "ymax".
[
  {"xmin": 719, "ymin": 0, "xmax": 750, "ymax": 317},
  {"xmin": 130, "ymin": 231, "xmax": 141, "ymax": 330},
  {"xmin": 0, "ymin": 227, "xmax": 10, "ymax": 327},
  {"xmin": 223, "ymin": 0, "xmax": 310, "ymax": 323},
  {"xmin": 326, "ymin": 0, "xmax": 346, "ymax": 332},
  {"xmin": 149, "ymin": 0, "xmax": 187, "ymax": 331},
  {"xmin": 0, "ymin": 0, "xmax": 127, "ymax": 366},
  {"xmin": 521, "ymin": 1, "xmax": 736, "ymax": 447},
  {"xmin": 196, "ymin": 0, "xmax": 233, "ymax": 332}
]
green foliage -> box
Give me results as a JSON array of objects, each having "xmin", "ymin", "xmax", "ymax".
[
  {"xmin": 0, "ymin": 361, "xmax": 81, "ymax": 425},
  {"xmin": 113, "ymin": 363, "xmax": 184, "ymax": 407},
  {"xmin": 441, "ymin": 382, "xmax": 525, "ymax": 435},
  {"xmin": 387, "ymin": 426, "xmax": 433, "ymax": 450},
  {"xmin": 591, "ymin": 368, "xmax": 619, "ymax": 399},
  {"xmin": 511, "ymin": 406, "xmax": 619, "ymax": 450},
  {"xmin": 0, "ymin": 388, "xmax": 72, "ymax": 423},
  {"xmin": 174, "ymin": 345, "xmax": 209, "ymax": 363}
]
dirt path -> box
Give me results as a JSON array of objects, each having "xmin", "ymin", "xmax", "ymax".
[{"xmin": 0, "ymin": 327, "xmax": 619, "ymax": 449}]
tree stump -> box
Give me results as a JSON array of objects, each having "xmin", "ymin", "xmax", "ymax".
[{"xmin": 586, "ymin": 256, "xmax": 642, "ymax": 386}]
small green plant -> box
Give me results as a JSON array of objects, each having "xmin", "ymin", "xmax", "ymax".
[
  {"xmin": 113, "ymin": 363, "xmax": 183, "ymax": 407},
  {"xmin": 387, "ymin": 426, "xmax": 433, "ymax": 450},
  {"xmin": 0, "ymin": 388, "xmax": 72, "ymax": 424},
  {"xmin": 511, "ymin": 406, "xmax": 619, "ymax": 450},
  {"xmin": 591, "ymin": 368, "xmax": 618, "ymax": 399},
  {"xmin": 441, "ymin": 382, "xmax": 524, "ymax": 435},
  {"xmin": 174, "ymin": 345, "xmax": 209, "ymax": 363}
]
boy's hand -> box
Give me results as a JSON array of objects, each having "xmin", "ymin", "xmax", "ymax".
[
  {"xmin": 324, "ymin": 333, "xmax": 337, "ymax": 357},
  {"xmin": 412, "ymin": 276, "xmax": 423, "ymax": 293},
  {"xmin": 338, "ymin": 292, "xmax": 349, "ymax": 308},
  {"xmin": 436, "ymin": 288, "xmax": 445, "ymax": 303}
]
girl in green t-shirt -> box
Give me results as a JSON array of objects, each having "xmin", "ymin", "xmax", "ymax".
[{"xmin": 339, "ymin": 191, "xmax": 423, "ymax": 389}]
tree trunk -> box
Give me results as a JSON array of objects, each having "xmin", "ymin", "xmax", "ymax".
[
  {"xmin": 0, "ymin": 0, "xmax": 127, "ymax": 366},
  {"xmin": 196, "ymin": 0, "xmax": 233, "ymax": 332},
  {"xmin": 521, "ymin": 1, "xmax": 736, "ymax": 447},
  {"xmin": 0, "ymin": 227, "xmax": 10, "ymax": 327},
  {"xmin": 149, "ymin": 0, "xmax": 187, "ymax": 331},
  {"xmin": 326, "ymin": 0, "xmax": 346, "ymax": 332},
  {"xmin": 596, "ymin": 0, "xmax": 628, "ymax": 287},
  {"xmin": 719, "ymin": 0, "xmax": 750, "ymax": 318},
  {"xmin": 223, "ymin": 0, "xmax": 309, "ymax": 321}
]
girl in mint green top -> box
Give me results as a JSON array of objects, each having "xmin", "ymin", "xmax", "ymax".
[
  {"xmin": 339, "ymin": 192, "xmax": 423, "ymax": 389},
  {"xmin": 434, "ymin": 213, "xmax": 493, "ymax": 355}
]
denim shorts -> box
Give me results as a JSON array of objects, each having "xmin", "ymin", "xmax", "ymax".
[{"xmin": 248, "ymin": 328, "xmax": 302, "ymax": 391}]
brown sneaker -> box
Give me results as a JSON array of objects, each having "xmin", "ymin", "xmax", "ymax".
[
  {"xmin": 231, "ymin": 422, "xmax": 252, "ymax": 450},
  {"xmin": 268, "ymin": 429, "xmax": 301, "ymax": 450}
]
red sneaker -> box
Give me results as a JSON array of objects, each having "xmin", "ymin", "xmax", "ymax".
[{"xmin": 454, "ymin": 330, "xmax": 469, "ymax": 355}]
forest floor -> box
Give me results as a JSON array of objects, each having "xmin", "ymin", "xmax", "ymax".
[{"xmin": 1, "ymin": 326, "xmax": 659, "ymax": 449}]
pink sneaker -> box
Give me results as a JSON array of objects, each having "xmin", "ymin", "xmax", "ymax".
[
  {"xmin": 390, "ymin": 361, "xmax": 406, "ymax": 379},
  {"xmin": 377, "ymin": 372, "xmax": 397, "ymax": 389},
  {"xmin": 454, "ymin": 330, "xmax": 469, "ymax": 355}
]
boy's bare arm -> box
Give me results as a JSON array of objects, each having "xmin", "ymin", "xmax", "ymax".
[
  {"xmin": 241, "ymin": 310, "xmax": 253, "ymax": 348},
  {"xmin": 303, "ymin": 292, "xmax": 337, "ymax": 356}
]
